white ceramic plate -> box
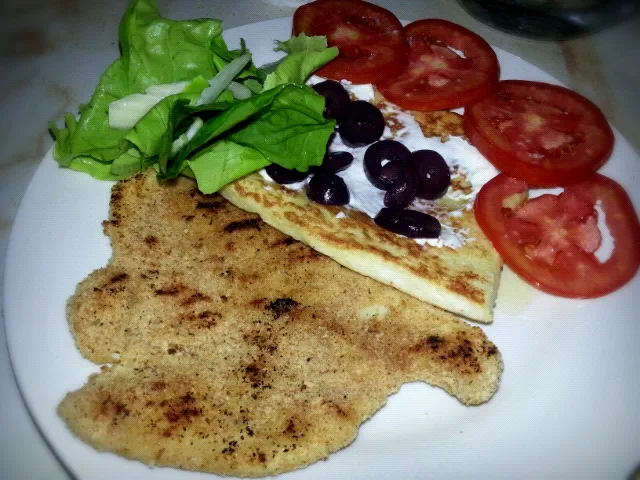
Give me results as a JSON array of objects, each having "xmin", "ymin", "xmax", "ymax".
[{"xmin": 4, "ymin": 17, "xmax": 640, "ymax": 480}]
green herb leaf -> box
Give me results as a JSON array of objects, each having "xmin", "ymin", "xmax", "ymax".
[
  {"xmin": 52, "ymin": 0, "xmax": 228, "ymax": 172},
  {"xmin": 263, "ymin": 34, "xmax": 338, "ymax": 90},
  {"xmin": 188, "ymin": 140, "xmax": 269, "ymax": 194},
  {"xmin": 229, "ymin": 85, "xmax": 334, "ymax": 170},
  {"xmin": 50, "ymin": 0, "xmax": 338, "ymax": 195}
]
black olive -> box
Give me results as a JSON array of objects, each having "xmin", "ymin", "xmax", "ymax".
[
  {"xmin": 306, "ymin": 172, "xmax": 350, "ymax": 205},
  {"xmin": 320, "ymin": 151, "xmax": 354, "ymax": 173},
  {"xmin": 410, "ymin": 150, "xmax": 451, "ymax": 200},
  {"xmin": 374, "ymin": 208, "xmax": 441, "ymax": 238},
  {"xmin": 379, "ymin": 161, "xmax": 409, "ymax": 186},
  {"xmin": 312, "ymin": 80, "xmax": 351, "ymax": 120},
  {"xmin": 384, "ymin": 169, "xmax": 418, "ymax": 209},
  {"xmin": 339, "ymin": 100, "xmax": 385, "ymax": 148},
  {"xmin": 363, "ymin": 140, "xmax": 411, "ymax": 190},
  {"xmin": 265, "ymin": 163, "xmax": 309, "ymax": 184}
]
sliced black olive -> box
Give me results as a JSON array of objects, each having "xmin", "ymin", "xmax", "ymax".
[
  {"xmin": 339, "ymin": 100, "xmax": 385, "ymax": 148},
  {"xmin": 312, "ymin": 80, "xmax": 351, "ymax": 120},
  {"xmin": 320, "ymin": 151, "xmax": 354, "ymax": 173},
  {"xmin": 265, "ymin": 163, "xmax": 309, "ymax": 184},
  {"xmin": 364, "ymin": 140, "xmax": 411, "ymax": 190},
  {"xmin": 306, "ymin": 172, "xmax": 350, "ymax": 205},
  {"xmin": 379, "ymin": 161, "xmax": 409, "ymax": 187},
  {"xmin": 384, "ymin": 169, "xmax": 418, "ymax": 209},
  {"xmin": 374, "ymin": 208, "xmax": 441, "ymax": 238},
  {"xmin": 410, "ymin": 149, "xmax": 451, "ymax": 200}
]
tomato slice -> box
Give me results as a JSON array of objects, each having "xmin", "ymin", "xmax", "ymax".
[
  {"xmin": 376, "ymin": 19, "xmax": 499, "ymax": 111},
  {"xmin": 474, "ymin": 173, "xmax": 640, "ymax": 298},
  {"xmin": 292, "ymin": 0, "xmax": 408, "ymax": 84},
  {"xmin": 465, "ymin": 80, "xmax": 614, "ymax": 187}
]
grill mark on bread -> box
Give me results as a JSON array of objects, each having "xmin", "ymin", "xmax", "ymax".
[
  {"xmin": 323, "ymin": 400, "xmax": 352, "ymax": 421},
  {"xmin": 110, "ymin": 188, "xmax": 123, "ymax": 204},
  {"xmin": 182, "ymin": 310, "xmax": 220, "ymax": 329},
  {"xmin": 219, "ymin": 100, "xmax": 501, "ymax": 321},
  {"xmin": 99, "ymin": 396, "xmax": 130, "ymax": 420},
  {"xmin": 163, "ymin": 392, "xmax": 202, "ymax": 423},
  {"xmin": 140, "ymin": 269, "xmax": 159, "ymax": 280},
  {"xmin": 276, "ymin": 206, "xmax": 487, "ymax": 303},
  {"xmin": 447, "ymin": 273, "xmax": 485, "ymax": 304}
]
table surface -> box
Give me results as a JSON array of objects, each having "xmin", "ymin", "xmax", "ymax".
[{"xmin": 1, "ymin": 1, "xmax": 638, "ymax": 478}]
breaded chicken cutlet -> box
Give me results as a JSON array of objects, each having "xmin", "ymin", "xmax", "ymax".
[{"xmin": 59, "ymin": 172, "xmax": 503, "ymax": 477}]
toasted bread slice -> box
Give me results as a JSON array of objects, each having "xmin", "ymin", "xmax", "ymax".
[
  {"xmin": 221, "ymin": 95, "xmax": 501, "ymax": 322},
  {"xmin": 59, "ymin": 172, "xmax": 502, "ymax": 477}
]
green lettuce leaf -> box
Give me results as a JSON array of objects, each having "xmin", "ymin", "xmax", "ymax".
[
  {"xmin": 110, "ymin": 148, "xmax": 157, "ymax": 178},
  {"xmin": 123, "ymin": 76, "xmax": 209, "ymax": 158},
  {"xmin": 118, "ymin": 0, "xmax": 223, "ymax": 92},
  {"xmin": 65, "ymin": 156, "xmax": 122, "ymax": 181},
  {"xmin": 51, "ymin": 0, "xmax": 230, "ymax": 173},
  {"xmin": 167, "ymin": 84, "xmax": 288, "ymax": 178},
  {"xmin": 262, "ymin": 34, "xmax": 338, "ymax": 90},
  {"xmin": 275, "ymin": 32, "xmax": 330, "ymax": 54},
  {"xmin": 51, "ymin": 60, "xmax": 129, "ymax": 168},
  {"xmin": 180, "ymin": 84, "xmax": 335, "ymax": 192},
  {"xmin": 229, "ymin": 85, "xmax": 330, "ymax": 169},
  {"xmin": 50, "ymin": 0, "xmax": 338, "ymax": 195},
  {"xmin": 188, "ymin": 141, "xmax": 269, "ymax": 194}
]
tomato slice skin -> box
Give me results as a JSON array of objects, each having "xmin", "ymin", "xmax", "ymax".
[
  {"xmin": 292, "ymin": 0, "xmax": 408, "ymax": 84},
  {"xmin": 475, "ymin": 173, "xmax": 640, "ymax": 298},
  {"xmin": 376, "ymin": 19, "xmax": 499, "ymax": 111},
  {"xmin": 465, "ymin": 80, "xmax": 614, "ymax": 187}
]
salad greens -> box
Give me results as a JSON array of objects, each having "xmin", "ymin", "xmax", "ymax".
[
  {"xmin": 263, "ymin": 33, "xmax": 338, "ymax": 91},
  {"xmin": 50, "ymin": 0, "xmax": 339, "ymax": 192},
  {"xmin": 109, "ymin": 75, "xmax": 210, "ymax": 131}
]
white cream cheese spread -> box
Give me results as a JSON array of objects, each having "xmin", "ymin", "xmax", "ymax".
[{"xmin": 260, "ymin": 76, "xmax": 499, "ymax": 248}]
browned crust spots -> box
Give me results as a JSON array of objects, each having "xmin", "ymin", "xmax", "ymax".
[
  {"xmin": 196, "ymin": 200, "xmax": 225, "ymax": 210},
  {"xmin": 144, "ymin": 235, "xmax": 158, "ymax": 246},
  {"xmin": 266, "ymin": 298, "xmax": 299, "ymax": 319},
  {"xmin": 412, "ymin": 110, "xmax": 465, "ymax": 140},
  {"xmin": 180, "ymin": 292, "xmax": 211, "ymax": 306},
  {"xmin": 409, "ymin": 330, "xmax": 494, "ymax": 375},
  {"xmin": 163, "ymin": 392, "xmax": 203, "ymax": 424},
  {"xmin": 154, "ymin": 285, "xmax": 184, "ymax": 296},
  {"xmin": 58, "ymin": 172, "xmax": 502, "ymax": 478},
  {"xmin": 224, "ymin": 218, "xmax": 263, "ymax": 233},
  {"xmin": 109, "ymin": 273, "xmax": 128, "ymax": 283},
  {"xmin": 224, "ymin": 169, "xmax": 496, "ymax": 314}
]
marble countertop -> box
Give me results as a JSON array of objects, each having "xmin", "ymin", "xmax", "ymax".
[{"xmin": 1, "ymin": 1, "xmax": 638, "ymax": 478}]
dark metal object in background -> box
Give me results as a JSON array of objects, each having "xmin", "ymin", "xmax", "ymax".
[{"xmin": 457, "ymin": 0, "xmax": 639, "ymax": 40}]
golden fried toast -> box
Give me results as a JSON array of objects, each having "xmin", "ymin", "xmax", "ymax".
[{"xmin": 221, "ymin": 90, "xmax": 501, "ymax": 322}]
